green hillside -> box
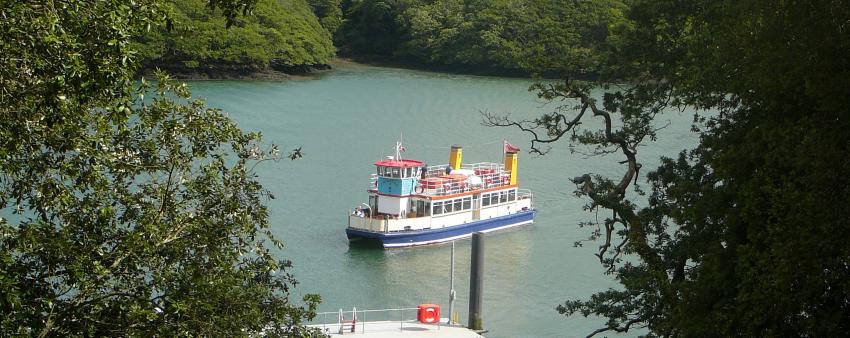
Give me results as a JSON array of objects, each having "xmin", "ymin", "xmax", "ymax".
[
  {"xmin": 137, "ymin": 0, "xmax": 335, "ymax": 76},
  {"xmin": 336, "ymin": 0, "xmax": 628, "ymax": 77},
  {"xmin": 136, "ymin": 0, "xmax": 627, "ymax": 78}
]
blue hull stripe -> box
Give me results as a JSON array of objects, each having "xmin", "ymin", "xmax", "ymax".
[{"xmin": 346, "ymin": 210, "xmax": 536, "ymax": 248}]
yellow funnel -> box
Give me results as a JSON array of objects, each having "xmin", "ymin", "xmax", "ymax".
[
  {"xmin": 450, "ymin": 145, "xmax": 463, "ymax": 170},
  {"xmin": 504, "ymin": 151, "xmax": 518, "ymax": 185}
]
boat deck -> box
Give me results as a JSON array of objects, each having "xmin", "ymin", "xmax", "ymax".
[
  {"xmin": 369, "ymin": 162, "xmax": 513, "ymax": 197},
  {"xmin": 312, "ymin": 319, "xmax": 484, "ymax": 338}
]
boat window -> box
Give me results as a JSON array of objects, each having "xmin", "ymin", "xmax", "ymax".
[
  {"xmin": 392, "ymin": 167, "xmax": 400, "ymax": 178},
  {"xmin": 500, "ymin": 191, "xmax": 507, "ymax": 203},
  {"xmin": 508, "ymin": 190, "xmax": 516, "ymax": 201},
  {"xmin": 463, "ymin": 197, "xmax": 471, "ymax": 210},
  {"xmin": 482, "ymin": 193, "xmax": 491, "ymax": 206},
  {"xmin": 453, "ymin": 199, "xmax": 462, "ymax": 211},
  {"xmin": 433, "ymin": 202, "xmax": 443, "ymax": 215},
  {"xmin": 444, "ymin": 201, "xmax": 453, "ymax": 213},
  {"xmin": 490, "ymin": 193, "xmax": 499, "ymax": 205},
  {"xmin": 406, "ymin": 168, "xmax": 412, "ymax": 177}
]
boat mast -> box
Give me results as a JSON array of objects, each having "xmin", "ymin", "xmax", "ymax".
[{"xmin": 395, "ymin": 132, "xmax": 404, "ymax": 161}]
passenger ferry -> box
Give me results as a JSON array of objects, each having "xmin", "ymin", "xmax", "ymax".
[{"xmin": 346, "ymin": 141, "xmax": 535, "ymax": 248}]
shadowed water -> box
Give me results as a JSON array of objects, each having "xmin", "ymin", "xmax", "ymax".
[{"xmin": 186, "ymin": 63, "xmax": 699, "ymax": 337}]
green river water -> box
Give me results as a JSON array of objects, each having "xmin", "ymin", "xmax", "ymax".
[{"xmin": 186, "ymin": 63, "xmax": 699, "ymax": 337}]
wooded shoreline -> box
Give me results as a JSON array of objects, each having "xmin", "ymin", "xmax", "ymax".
[{"xmin": 145, "ymin": 57, "xmax": 597, "ymax": 81}]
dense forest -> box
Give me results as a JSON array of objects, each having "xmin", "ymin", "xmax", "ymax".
[
  {"xmin": 137, "ymin": 0, "xmax": 628, "ymax": 77},
  {"xmin": 486, "ymin": 0, "xmax": 850, "ymax": 336},
  {"xmin": 337, "ymin": 0, "xmax": 627, "ymax": 76},
  {"xmin": 2, "ymin": 0, "xmax": 322, "ymax": 336},
  {"xmin": 137, "ymin": 0, "xmax": 335, "ymax": 77}
]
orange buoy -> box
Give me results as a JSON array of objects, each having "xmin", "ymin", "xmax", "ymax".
[{"xmin": 417, "ymin": 303, "xmax": 440, "ymax": 324}]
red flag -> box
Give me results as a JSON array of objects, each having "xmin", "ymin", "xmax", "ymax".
[{"xmin": 504, "ymin": 140, "xmax": 520, "ymax": 153}]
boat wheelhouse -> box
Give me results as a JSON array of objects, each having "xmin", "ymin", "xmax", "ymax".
[{"xmin": 346, "ymin": 143, "xmax": 535, "ymax": 248}]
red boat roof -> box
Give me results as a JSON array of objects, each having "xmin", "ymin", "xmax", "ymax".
[{"xmin": 374, "ymin": 159, "xmax": 425, "ymax": 168}]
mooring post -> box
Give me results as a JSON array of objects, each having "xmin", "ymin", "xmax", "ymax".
[
  {"xmin": 448, "ymin": 240, "xmax": 456, "ymax": 324},
  {"xmin": 468, "ymin": 232, "xmax": 484, "ymax": 331}
]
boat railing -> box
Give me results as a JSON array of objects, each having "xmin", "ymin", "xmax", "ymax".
[
  {"xmin": 348, "ymin": 212, "xmax": 388, "ymax": 232},
  {"xmin": 367, "ymin": 162, "xmax": 514, "ymax": 196},
  {"xmin": 423, "ymin": 164, "xmax": 451, "ymax": 177},
  {"xmin": 422, "ymin": 162, "xmax": 503, "ymax": 178},
  {"xmin": 518, "ymin": 189, "xmax": 533, "ymax": 206},
  {"xmin": 310, "ymin": 307, "xmax": 436, "ymax": 335},
  {"xmin": 369, "ymin": 173, "xmax": 378, "ymax": 190},
  {"xmin": 350, "ymin": 212, "xmax": 437, "ymax": 233},
  {"xmin": 461, "ymin": 162, "xmax": 503, "ymax": 172},
  {"xmin": 418, "ymin": 170, "xmax": 512, "ymax": 196}
]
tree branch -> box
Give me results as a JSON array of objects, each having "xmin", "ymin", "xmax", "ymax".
[
  {"xmin": 586, "ymin": 317, "xmax": 642, "ymax": 338},
  {"xmin": 482, "ymin": 97, "xmax": 588, "ymax": 155}
]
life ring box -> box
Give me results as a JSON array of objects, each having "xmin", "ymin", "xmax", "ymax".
[{"xmin": 417, "ymin": 303, "xmax": 440, "ymax": 324}]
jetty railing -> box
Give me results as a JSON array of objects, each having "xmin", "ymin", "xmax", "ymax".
[{"xmin": 310, "ymin": 307, "xmax": 439, "ymax": 335}]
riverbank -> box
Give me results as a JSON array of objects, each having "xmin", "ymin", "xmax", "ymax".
[
  {"xmin": 141, "ymin": 58, "xmax": 532, "ymax": 81},
  {"xmin": 137, "ymin": 63, "xmax": 334, "ymax": 81},
  {"xmin": 333, "ymin": 56, "xmax": 536, "ymax": 79},
  {"xmin": 333, "ymin": 57, "xmax": 605, "ymax": 83},
  {"xmin": 140, "ymin": 57, "xmax": 584, "ymax": 82}
]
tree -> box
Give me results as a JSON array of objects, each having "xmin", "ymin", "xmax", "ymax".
[
  {"xmin": 0, "ymin": 1, "xmax": 319, "ymax": 336},
  {"xmin": 308, "ymin": 0, "xmax": 344, "ymax": 34},
  {"xmin": 137, "ymin": 0, "xmax": 336, "ymax": 76},
  {"xmin": 335, "ymin": 0, "xmax": 408, "ymax": 57},
  {"xmin": 487, "ymin": 0, "xmax": 850, "ymax": 336},
  {"xmin": 336, "ymin": 0, "xmax": 625, "ymax": 76},
  {"xmin": 427, "ymin": 0, "xmax": 622, "ymax": 77}
]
